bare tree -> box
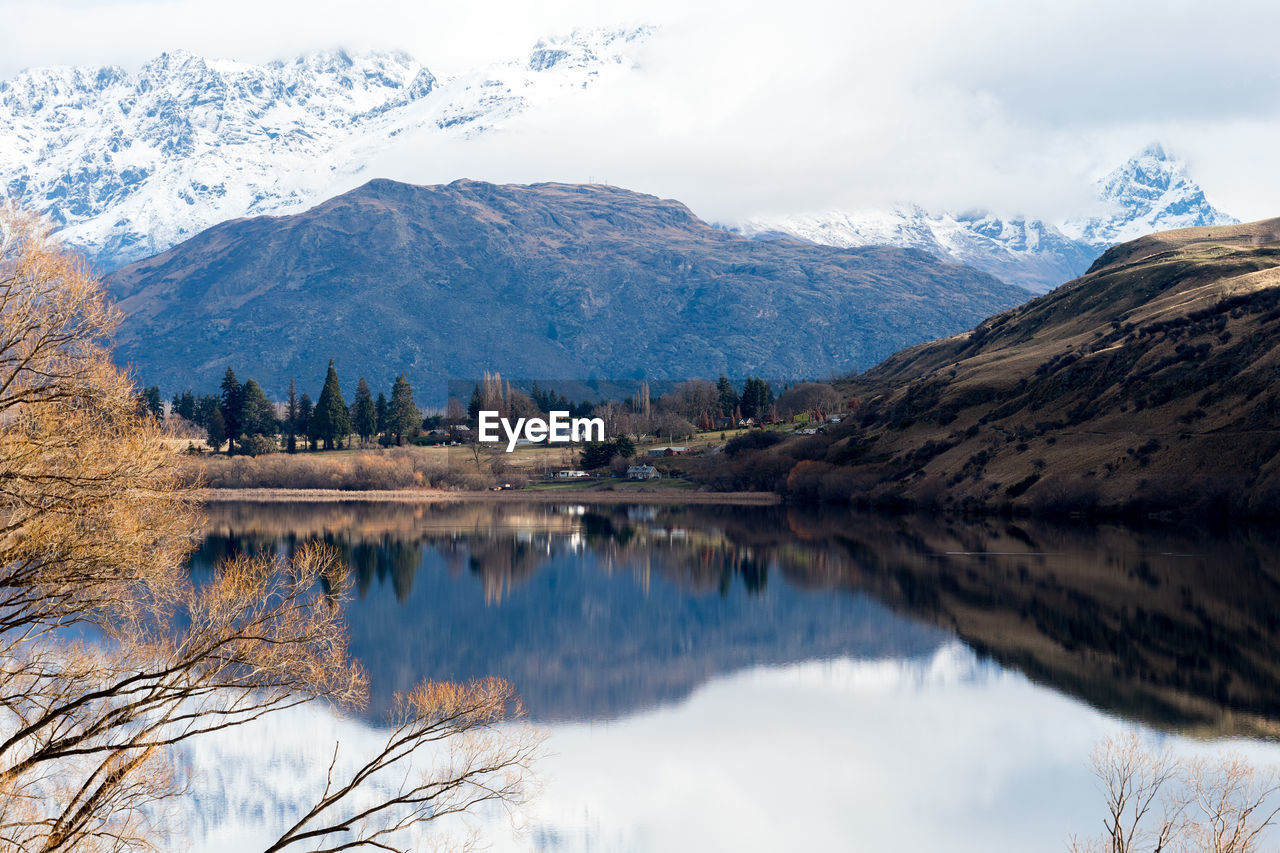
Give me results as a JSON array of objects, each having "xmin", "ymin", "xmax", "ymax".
[
  {"xmin": 1071, "ymin": 732, "xmax": 1280, "ymax": 853},
  {"xmin": 774, "ymin": 382, "xmax": 842, "ymax": 419},
  {"xmin": 1070, "ymin": 732, "xmax": 1181, "ymax": 853},
  {"xmin": 659, "ymin": 380, "xmax": 718, "ymax": 421},
  {"xmin": 0, "ymin": 206, "xmax": 540, "ymax": 852},
  {"xmin": 1181, "ymin": 754, "xmax": 1280, "ymax": 853}
]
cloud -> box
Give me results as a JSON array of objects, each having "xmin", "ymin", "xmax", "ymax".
[{"xmin": 5, "ymin": 0, "xmax": 1280, "ymax": 222}]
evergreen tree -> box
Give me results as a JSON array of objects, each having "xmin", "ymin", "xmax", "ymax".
[
  {"xmin": 285, "ymin": 378, "xmax": 299, "ymax": 453},
  {"xmin": 740, "ymin": 377, "xmax": 774, "ymax": 421},
  {"xmin": 579, "ymin": 441, "xmax": 614, "ymax": 470},
  {"xmin": 312, "ymin": 360, "xmax": 350, "ymax": 450},
  {"xmin": 467, "ymin": 384, "xmax": 484, "ymax": 420},
  {"xmin": 193, "ymin": 394, "xmax": 220, "ymax": 430},
  {"xmin": 238, "ymin": 379, "xmax": 275, "ymax": 439},
  {"xmin": 139, "ymin": 386, "xmax": 163, "ymax": 420},
  {"xmin": 389, "ymin": 374, "xmax": 419, "ymax": 446},
  {"xmin": 219, "ymin": 368, "xmax": 243, "ymax": 452},
  {"xmin": 580, "ymin": 436, "xmax": 635, "ymax": 470},
  {"xmin": 171, "ymin": 390, "xmax": 196, "ymax": 422},
  {"xmin": 716, "ymin": 375, "xmax": 739, "ymax": 417},
  {"xmin": 298, "ymin": 393, "xmax": 314, "ymax": 451},
  {"xmin": 352, "ymin": 378, "xmax": 377, "ymax": 446},
  {"xmin": 206, "ymin": 408, "xmax": 226, "ymax": 452},
  {"xmin": 375, "ymin": 392, "xmax": 390, "ymax": 438}
]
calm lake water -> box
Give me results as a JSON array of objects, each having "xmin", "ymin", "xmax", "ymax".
[{"xmin": 185, "ymin": 501, "xmax": 1280, "ymax": 852}]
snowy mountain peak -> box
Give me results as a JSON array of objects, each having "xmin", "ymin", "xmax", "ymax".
[
  {"xmin": 743, "ymin": 142, "xmax": 1239, "ymax": 293},
  {"xmin": 1064, "ymin": 143, "xmax": 1238, "ymax": 248},
  {"xmin": 1138, "ymin": 140, "xmax": 1168, "ymax": 160},
  {"xmin": 0, "ymin": 28, "xmax": 653, "ymax": 268},
  {"xmin": 737, "ymin": 207, "xmax": 1095, "ymax": 294},
  {"xmin": 528, "ymin": 25, "xmax": 653, "ymax": 71}
]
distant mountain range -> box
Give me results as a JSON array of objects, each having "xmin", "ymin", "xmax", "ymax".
[
  {"xmin": 739, "ymin": 144, "xmax": 1238, "ymax": 293},
  {"xmin": 0, "ymin": 34, "xmax": 1241, "ymax": 294},
  {"xmin": 0, "ymin": 28, "xmax": 650, "ymax": 268},
  {"xmin": 104, "ymin": 179, "xmax": 1028, "ymax": 395}
]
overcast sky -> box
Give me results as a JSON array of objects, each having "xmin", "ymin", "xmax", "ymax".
[{"xmin": 5, "ymin": 0, "xmax": 1280, "ymax": 223}]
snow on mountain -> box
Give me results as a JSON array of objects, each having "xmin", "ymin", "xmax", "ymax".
[
  {"xmin": 742, "ymin": 144, "xmax": 1238, "ymax": 294},
  {"xmin": 0, "ymin": 27, "xmax": 652, "ymax": 268},
  {"xmin": 1062, "ymin": 142, "xmax": 1239, "ymax": 249},
  {"xmin": 736, "ymin": 206, "xmax": 1096, "ymax": 294}
]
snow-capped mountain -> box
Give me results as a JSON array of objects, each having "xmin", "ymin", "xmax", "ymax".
[
  {"xmin": 742, "ymin": 144, "xmax": 1237, "ymax": 294},
  {"xmin": 737, "ymin": 207, "xmax": 1097, "ymax": 294},
  {"xmin": 0, "ymin": 27, "xmax": 651, "ymax": 268},
  {"xmin": 1062, "ymin": 142, "xmax": 1238, "ymax": 248}
]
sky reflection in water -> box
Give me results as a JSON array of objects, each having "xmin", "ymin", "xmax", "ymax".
[{"xmin": 185, "ymin": 501, "xmax": 1280, "ymax": 852}]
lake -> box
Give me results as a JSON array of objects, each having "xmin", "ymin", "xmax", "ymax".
[{"xmin": 184, "ymin": 500, "xmax": 1280, "ymax": 852}]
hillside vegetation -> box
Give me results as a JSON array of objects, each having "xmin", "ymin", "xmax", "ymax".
[
  {"xmin": 106, "ymin": 179, "xmax": 1027, "ymax": 395},
  {"xmin": 693, "ymin": 219, "xmax": 1280, "ymax": 518}
]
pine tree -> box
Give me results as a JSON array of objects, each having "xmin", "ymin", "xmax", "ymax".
[
  {"xmin": 467, "ymin": 384, "xmax": 484, "ymax": 420},
  {"xmin": 716, "ymin": 375, "xmax": 739, "ymax": 418},
  {"xmin": 389, "ymin": 374, "xmax": 419, "ymax": 446},
  {"xmin": 285, "ymin": 378, "xmax": 299, "ymax": 453},
  {"xmin": 238, "ymin": 379, "xmax": 275, "ymax": 438},
  {"xmin": 740, "ymin": 377, "xmax": 774, "ymax": 421},
  {"xmin": 352, "ymin": 378, "xmax": 377, "ymax": 447},
  {"xmin": 530, "ymin": 381, "xmax": 548, "ymax": 413},
  {"xmin": 298, "ymin": 393, "xmax": 314, "ymax": 451},
  {"xmin": 219, "ymin": 368, "xmax": 242, "ymax": 452},
  {"xmin": 375, "ymin": 392, "xmax": 390, "ymax": 438},
  {"xmin": 206, "ymin": 408, "xmax": 226, "ymax": 452},
  {"xmin": 139, "ymin": 386, "xmax": 163, "ymax": 420},
  {"xmin": 312, "ymin": 360, "xmax": 350, "ymax": 450},
  {"xmin": 171, "ymin": 390, "xmax": 196, "ymax": 422},
  {"xmin": 193, "ymin": 394, "xmax": 220, "ymax": 430}
]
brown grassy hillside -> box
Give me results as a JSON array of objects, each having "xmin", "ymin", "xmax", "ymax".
[{"xmin": 690, "ymin": 219, "xmax": 1280, "ymax": 518}]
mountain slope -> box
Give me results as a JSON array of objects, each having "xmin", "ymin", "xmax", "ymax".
[
  {"xmin": 693, "ymin": 219, "xmax": 1280, "ymax": 517},
  {"xmin": 744, "ymin": 145, "xmax": 1238, "ymax": 294},
  {"xmin": 105, "ymin": 178, "xmax": 1029, "ymax": 396},
  {"xmin": 0, "ymin": 28, "xmax": 649, "ymax": 268}
]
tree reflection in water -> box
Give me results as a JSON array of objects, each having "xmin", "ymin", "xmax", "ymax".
[{"xmin": 194, "ymin": 501, "xmax": 1280, "ymax": 735}]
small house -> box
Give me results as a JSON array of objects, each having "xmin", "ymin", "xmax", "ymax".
[
  {"xmin": 627, "ymin": 464, "xmax": 660, "ymax": 480},
  {"xmin": 556, "ymin": 470, "xmax": 590, "ymax": 479}
]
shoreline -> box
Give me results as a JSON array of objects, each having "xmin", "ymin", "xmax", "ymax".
[{"xmin": 193, "ymin": 487, "xmax": 782, "ymax": 505}]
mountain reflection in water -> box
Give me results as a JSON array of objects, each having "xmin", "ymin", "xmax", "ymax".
[{"xmin": 194, "ymin": 501, "xmax": 1280, "ymax": 735}]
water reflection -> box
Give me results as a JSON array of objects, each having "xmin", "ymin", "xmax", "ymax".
[{"xmin": 195, "ymin": 502, "xmax": 1280, "ymax": 734}]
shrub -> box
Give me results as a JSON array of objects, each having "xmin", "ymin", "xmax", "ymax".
[
  {"xmin": 182, "ymin": 448, "xmax": 498, "ymax": 490},
  {"xmin": 239, "ymin": 434, "xmax": 278, "ymax": 457},
  {"xmin": 725, "ymin": 429, "xmax": 782, "ymax": 457}
]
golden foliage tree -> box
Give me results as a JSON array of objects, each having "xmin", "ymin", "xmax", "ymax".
[{"xmin": 0, "ymin": 206, "xmax": 539, "ymax": 852}]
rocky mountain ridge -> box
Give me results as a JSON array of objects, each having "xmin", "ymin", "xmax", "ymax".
[{"xmin": 0, "ymin": 28, "xmax": 650, "ymax": 268}]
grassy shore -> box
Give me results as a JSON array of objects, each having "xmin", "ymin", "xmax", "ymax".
[
  {"xmin": 180, "ymin": 440, "xmax": 789, "ymax": 503},
  {"xmin": 195, "ymin": 487, "xmax": 780, "ymax": 505}
]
